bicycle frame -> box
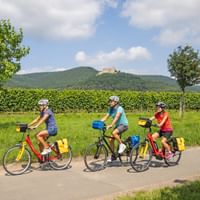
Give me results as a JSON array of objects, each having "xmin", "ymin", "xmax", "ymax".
[
  {"xmin": 145, "ymin": 127, "xmax": 166, "ymax": 159},
  {"xmin": 25, "ymin": 134, "xmax": 43, "ymax": 160},
  {"xmin": 97, "ymin": 129, "xmax": 116, "ymax": 156},
  {"xmin": 18, "ymin": 131, "xmax": 60, "ymax": 162}
]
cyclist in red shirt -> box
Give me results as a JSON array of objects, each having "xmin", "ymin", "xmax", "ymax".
[{"xmin": 150, "ymin": 102, "xmax": 173, "ymax": 159}]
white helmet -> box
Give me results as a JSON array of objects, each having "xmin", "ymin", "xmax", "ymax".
[
  {"xmin": 38, "ymin": 99, "xmax": 48, "ymax": 106},
  {"xmin": 109, "ymin": 96, "xmax": 120, "ymax": 103}
]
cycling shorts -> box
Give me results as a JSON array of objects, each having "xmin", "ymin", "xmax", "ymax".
[
  {"xmin": 48, "ymin": 127, "xmax": 57, "ymax": 136},
  {"xmin": 159, "ymin": 130, "xmax": 173, "ymax": 139},
  {"xmin": 116, "ymin": 124, "xmax": 128, "ymax": 135}
]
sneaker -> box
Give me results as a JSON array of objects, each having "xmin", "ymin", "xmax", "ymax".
[
  {"xmin": 107, "ymin": 154, "xmax": 117, "ymax": 163},
  {"xmin": 118, "ymin": 143, "xmax": 126, "ymax": 154},
  {"xmin": 166, "ymin": 152, "xmax": 174, "ymax": 160},
  {"xmin": 41, "ymin": 148, "xmax": 51, "ymax": 155}
]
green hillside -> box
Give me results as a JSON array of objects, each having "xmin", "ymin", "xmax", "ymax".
[{"xmin": 5, "ymin": 66, "xmax": 200, "ymax": 91}]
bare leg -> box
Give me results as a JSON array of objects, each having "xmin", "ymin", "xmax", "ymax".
[
  {"xmin": 161, "ymin": 137, "xmax": 171, "ymax": 152},
  {"xmin": 36, "ymin": 130, "xmax": 49, "ymax": 149},
  {"xmin": 152, "ymin": 132, "xmax": 159, "ymax": 141},
  {"xmin": 109, "ymin": 138, "xmax": 115, "ymax": 152},
  {"xmin": 112, "ymin": 129, "xmax": 122, "ymax": 144}
]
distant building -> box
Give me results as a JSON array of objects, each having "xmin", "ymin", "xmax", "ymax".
[{"xmin": 97, "ymin": 67, "xmax": 119, "ymax": 76}]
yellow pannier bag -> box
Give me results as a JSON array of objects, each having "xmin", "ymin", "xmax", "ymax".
[
  {"xmin": 56, "ymin": 138, "xmax": 69, "ymax": 153},
  {"xmin": 176, "ymin": 137, "xmax": 185, "ymax": 151}
]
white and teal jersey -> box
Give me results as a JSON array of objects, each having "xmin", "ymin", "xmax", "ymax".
[{"xmin": 108, "ymin": 105, "xmax": 128, "ymax": 127}]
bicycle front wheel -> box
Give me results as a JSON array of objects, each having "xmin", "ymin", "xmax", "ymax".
[
  {"xmin": 3, "ymin": 145, "xmax": 31, "ymax": 175},
  {"xmin": 49, "ymin": 145, "xmax": 72, "ymax": 170},
  {"xmin": 130, "ymin": 141, "xmax": 152, "ymax": 172},
  {"xmin": 84, "ymin": 143, "xmax": 108, "ymax": 172}
]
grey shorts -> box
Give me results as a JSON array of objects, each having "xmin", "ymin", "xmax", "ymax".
[{"xmin": 116, "ymin": 124, "xmax": 128, "ymax": 135}]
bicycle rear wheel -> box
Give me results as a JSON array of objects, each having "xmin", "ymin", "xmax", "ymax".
[
  {"xmin": 164, "ymin": 140, "xmax": 182, "ymax": 166},
  {"xmin": 49, "ymin": 145, "xmax": 72, "ymax": 170},
  {"xmin": 3, "ymin": 145, "xmax": 31, "ymax": 175},
  {"xmin": 84, "ymin": 143, "xmax": 108, "ymax": 171},
  {"xmin": 130, "ymin": 141, "xmax": 152, "ymax": 172}
]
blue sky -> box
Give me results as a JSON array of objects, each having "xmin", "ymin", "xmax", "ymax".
[{"xmin": 1, "ymin": 0, "xmax": 200, "ymax": 76}]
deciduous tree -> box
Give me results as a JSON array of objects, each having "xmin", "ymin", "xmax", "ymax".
[
  {"xmin": 167, "ymin": 45, "xmax": 200, "ymax": 117},
  {"xmin": 0, "ymin": 19, "xmax": 30, "ymax": 88}
]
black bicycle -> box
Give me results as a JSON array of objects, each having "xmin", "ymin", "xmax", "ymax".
[{"xmin": 84, "ymin": 120, "xmax": 138, "ymax": 172}]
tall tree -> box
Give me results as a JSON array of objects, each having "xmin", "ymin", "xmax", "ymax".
[
  {"xmin": 167, "ymin": 45, "xmax": 200, "ymax": 118},
  {"xmin": 0, "ymin": 19, "xmax": 30, "ymax": 88}
]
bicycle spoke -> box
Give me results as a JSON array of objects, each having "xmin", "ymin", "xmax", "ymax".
[
  {"xmin": 130, "ymin": 142, "xmax": 152, "ymax": 172},
  {"xmin": 3, "ymin": 145, "xmax": 31, "ymax": 175},
  {"xmin": 84, "ymin": 143, "xmax": 107, "ymax": 171}
]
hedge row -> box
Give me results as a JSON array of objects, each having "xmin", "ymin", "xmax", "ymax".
[{"xmin": 0, "ymin": 89, "xmax": 200, "ymax": 112}]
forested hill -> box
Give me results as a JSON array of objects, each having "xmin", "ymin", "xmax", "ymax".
[{"xmin": 5, "ymin": 66, "xmax": 200, "ymax": 91}]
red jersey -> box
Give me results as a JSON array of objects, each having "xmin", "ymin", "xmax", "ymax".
[{"xmin": 154, "ymin": 111, "xmax": 173, "ymax": 131}]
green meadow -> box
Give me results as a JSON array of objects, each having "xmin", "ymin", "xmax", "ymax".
[
  {"xmin": 0, "ymin": 111, "xmax": 200, "ymax": 164},
  {"xmin": 116, "ymin": 179, "xmax": 200, "ymax": 200}
]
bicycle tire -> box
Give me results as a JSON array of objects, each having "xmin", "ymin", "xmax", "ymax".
[
  {"xmin": 84, "ymin": 143, "xmax": 108, "ymax": 172},
  {"xmin": 130, "ymin": 141, "xmax": 152, "ymax": 172},
  {"xmin": 164, "ymin": 140, "xmax": 182, "ymax": 166},
  {"xmin": 49, "ymin": 145, "xmax": 72, "ymax": 170},
  {"xmin": 3, "ymin": 144, "xmax": 32, "ymax": 175}
]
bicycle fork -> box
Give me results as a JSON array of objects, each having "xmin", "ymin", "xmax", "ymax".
[
  {"xmin": 16, "ymin": 142, "xmax": 26, "ymax": 161},
  {"xmin": 94, "ymin": 142, "xmax": 103, "ymax": 159},
  {"xmin": 139, "ymin": 141, "xmax": 148, "ymax": 159}
]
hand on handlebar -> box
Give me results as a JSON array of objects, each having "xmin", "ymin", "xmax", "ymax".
[
  {"xmin": 28, "ymin": 126, "xmax": 37, "ymax": 130},
  {"xmin": 152, "ymin": 124, "xmax": 159, "ymax": 127},
  {"xmin": 106, "ymin": 124, "xmax": 113, "ymax": 130}
]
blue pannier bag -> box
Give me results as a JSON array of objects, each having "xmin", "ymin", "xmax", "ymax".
[
  {"xmin": 92, "ymin": 120, "xmax": 105, "ymax": 130},
  {"xmin": 130, "ymin": 135, "xmax": 140, "ymax": 146}
]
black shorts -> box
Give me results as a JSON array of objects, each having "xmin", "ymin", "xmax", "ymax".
[{"xmin": 159, "ymin": 130, "xmax": 173, "ymax": 139}]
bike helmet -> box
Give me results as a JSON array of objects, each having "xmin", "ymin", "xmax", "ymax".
[
  {"xmin": 38, "ymin": 99, "xmax": 49, "ymax": 106},
  {"xmin": 109, "ymin": 96, "xmax": 120, "ymax": 103},
  {"xmin": 156, "ymin": 102, "xmax": 166, "ymax": 109}
]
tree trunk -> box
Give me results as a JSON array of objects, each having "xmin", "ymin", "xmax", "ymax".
[{"xmin": 179, "ymin": 91, "xmax": 185, "ymax": 118}]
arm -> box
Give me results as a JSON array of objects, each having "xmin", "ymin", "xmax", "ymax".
[
  {"xmin": 158, "ymin": 115, "xmax": 168, "ymax": 127},
  {"xmin": 107, "ymin": 112, "xmax": 121, "ymax": 129},
  {"xmin": 101, "ymin": 113, "xmax": 110, "ymax": 122},
  {"xmin": 34, "ymin": 113, "xmax": 49, "ymax": 128},
  {"xmin": 28, "ymin": 116, "xmax": 41, "ymax": 127},
  {"xmin": 149, "ymin": 116, "xmax": 155, "ymax": 121}
]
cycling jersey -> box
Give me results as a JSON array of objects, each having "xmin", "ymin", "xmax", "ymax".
[
  {"xmin": 40, "ymin": 108, "xmax": 57, "ymax": 130},
  {"xmin": 108, "ymin": 105, "xmax": 128, "ymax": 127},
  {"xmin": 155, "ymin": 111, "xmax": 173, "ymax": 132}
]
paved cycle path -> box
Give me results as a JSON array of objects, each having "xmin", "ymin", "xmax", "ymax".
[{"xmin": 0, "ymin": 147, "xmax": 200, "ymax": 200}]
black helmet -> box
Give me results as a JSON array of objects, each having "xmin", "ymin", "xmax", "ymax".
[{"xmin": 156, "ymin": 102, "xmax": 166, "ymax": 109}]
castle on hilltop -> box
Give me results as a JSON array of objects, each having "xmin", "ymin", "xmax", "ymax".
[{"xmin": 97, "ymin": 67, "xmax": 119, "ymax": 76}]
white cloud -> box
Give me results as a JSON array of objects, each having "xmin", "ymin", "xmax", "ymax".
[
  {"xmin": 75, "ymin": 46, "xmax": 151, "ymax": 68},
  {"xmin": 122, "ymin": 0, "xmax": 200, "ymax": 46},
  {"xmin": 0, "ymin": 0, "xmax": 117, "ymax": 40},
  {"xmin": 18, "ymin": 66, "xmax": 66, "ymax": 74}
]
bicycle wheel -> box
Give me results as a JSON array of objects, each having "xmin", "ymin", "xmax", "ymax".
[
  {"xmin": 49, "ymin": 145, "xmax": 72, "ymax": 170},
  {"xmin": 164, "ymin": 140, "xmax": 182, "ymax": 166},
  {"xmin": 84, "ymin": 143, "xmax": 108, "ymax": 172},
  {"xmin": 130, "ymin": 141, "xmax": 152, "ymax": 172},
  {"xmin": 3, "ymin": 144, "xmax": 31, "ymax": 175}
]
